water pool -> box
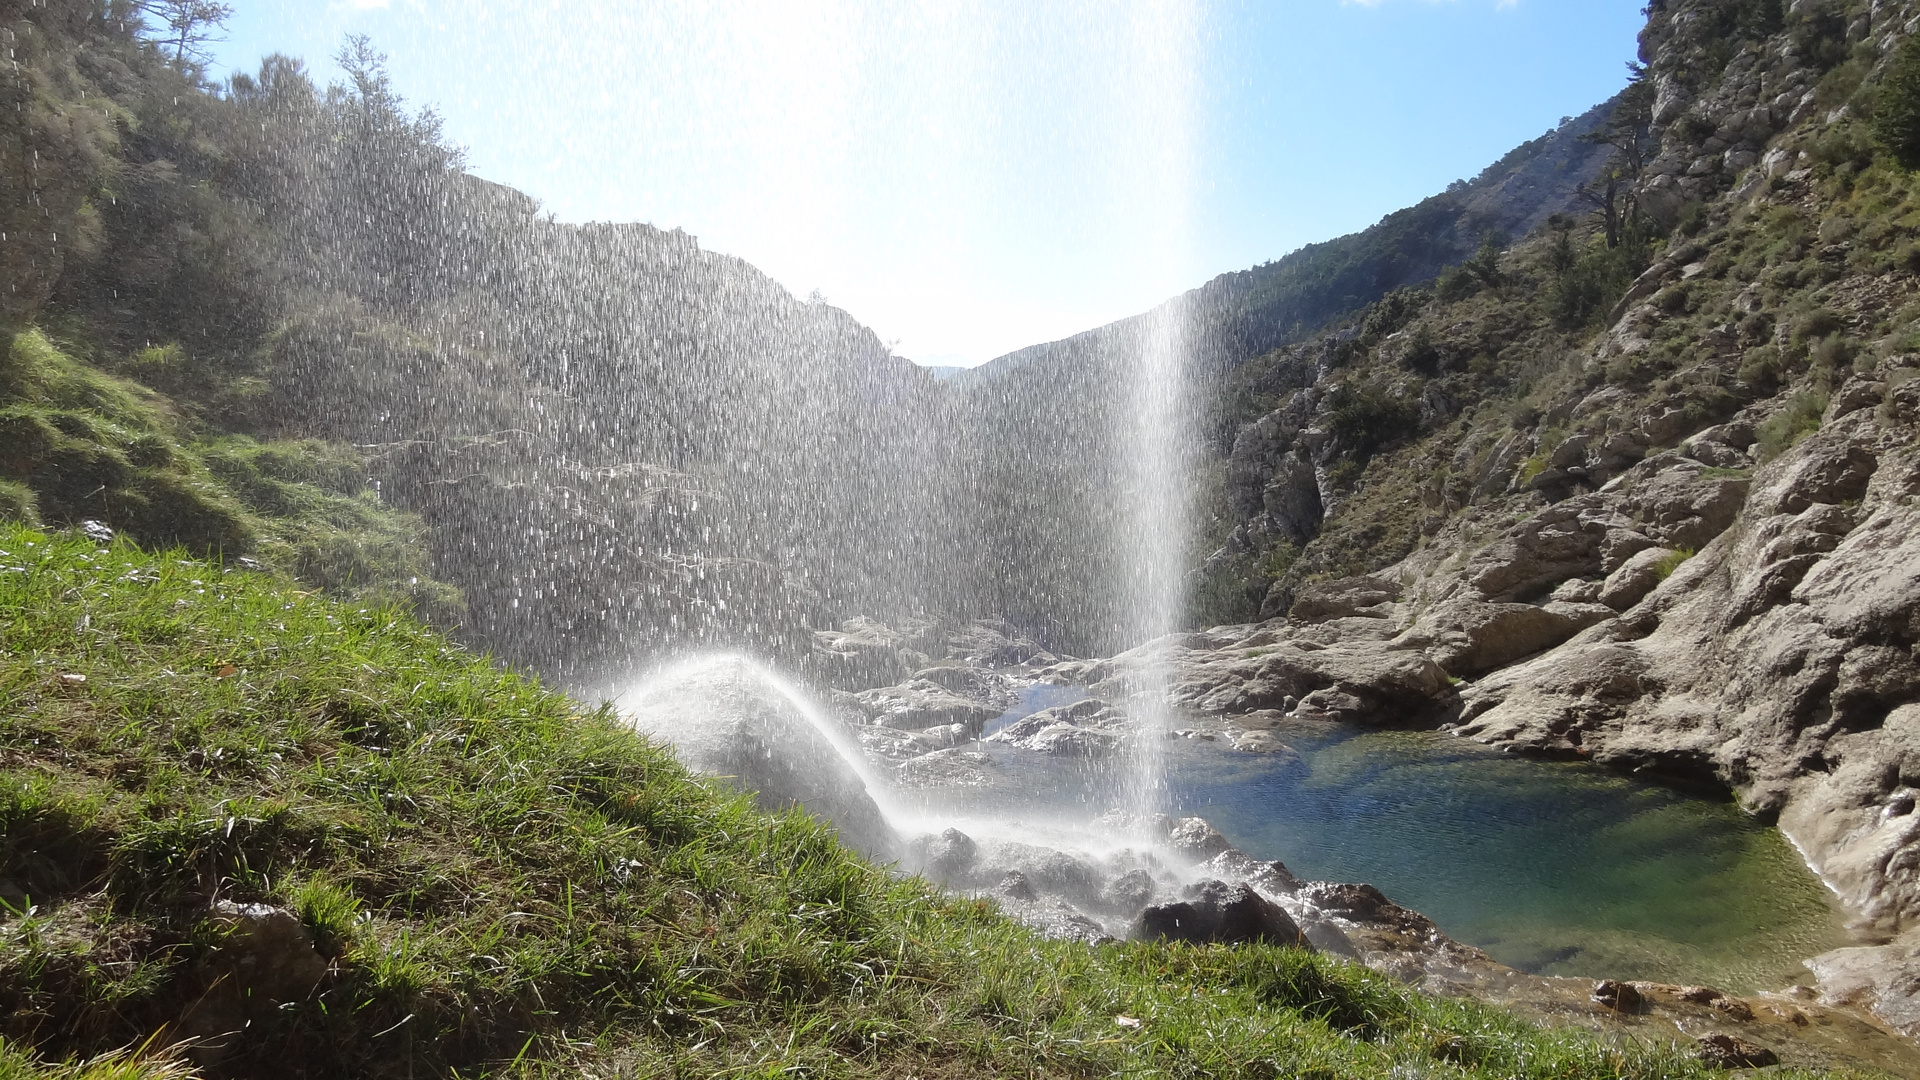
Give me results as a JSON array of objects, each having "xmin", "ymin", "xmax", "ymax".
[
  {"xmin": 1165, "ymin": 721, "xmax": 1849, "ymax": 991},
  {"xmin": 910, "ymin": 692, "xmax": 1850, "ymax": 992}
]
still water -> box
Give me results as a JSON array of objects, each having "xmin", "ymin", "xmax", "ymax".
[
  {"xmin": 945, "ymin": 688, "xmax": 1850, "ymax": 992},
  {"xmin": 1168, "ymin": 721, "xmax": 1849, "ymax": 991}
]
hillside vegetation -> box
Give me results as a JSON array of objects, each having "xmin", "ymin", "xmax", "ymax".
[
  {"xmin": 0, "ymin": 526, "xmax": 1773, "ymax": 1079},
  {"xmin": 1190, "ymin": 0, "xmax": 1920, "ymax": 623}
]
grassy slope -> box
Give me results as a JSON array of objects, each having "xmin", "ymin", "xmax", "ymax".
[
  {"xmin": 0, "ymin": 523, "xmax": 1817, "ymax": 1079},
  {"xmin": 0, "ymin": 327, "xmax": 458, "ymax": 623}
]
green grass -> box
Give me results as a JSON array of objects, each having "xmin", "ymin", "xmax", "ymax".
[
  {"xmin": 0, "ymin": 524, "xmax": 1850, "ymax": 1078},
  {"xmin": 1652, "ymin": 548, "xmax": 1697, "ymax": 582}
]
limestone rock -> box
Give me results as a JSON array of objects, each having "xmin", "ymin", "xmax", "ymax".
[
  {"xmin": 892, "ymin": 748, "xmax": 996, "ymax": 789},
  {"xmin": 906, "ymin": 827, "xmax": 978, "ymax": 883},
  {"xmin": 856, "ymin": 679, "xmax": 1003, "ymax": 734},
  {"xmin": 1288, "ymin": 576, "xmax": 1401, "ymax": 622},
  {"xmin": 1399, "ymin": 599, "xmax": 1611, "ymax": 678},
  {"xmin": 1166, "ymin": 638, "xmax": 1450, "ymax": 724},
  {"xmin": 985, "ymin": 699, "xmax": 1129, "ymax": 756},
  {"xmin": 1597, "ymin": 546, "xmax": 1680, "ymax": 611}
]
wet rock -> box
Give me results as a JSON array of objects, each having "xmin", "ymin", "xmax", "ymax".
[
  {"xmin": 854, "ymin": 722, "xmax": 970, "ymax": 761},
  {"xmin": 856, "ymin": 679, "xmax": 1004, "ymax": 734},
  {"xmin": 1804, "ymin": 930, "xmax": 1920, "ymax": 1037},
  {"xmin": 1230, "ymin": 729, "xmax": 1296, "ymax": 756},
  {"xmin": 1102, "ymin": 868, "xmax": 1158, "ymax": 913},
  {"xmin": 811, "ymin": 617, "xmax": 920, "ymax": 690},
  {"xmin": 1130, "ymin": 881, "xmax": 1306, "ymax": 947},
  {"xmin": 985, "ymin": 699, "xmax": 1129, "ymax": 756},
  {"xmin": 1591, "ymin": 978, "xmax": 1643, "ymax": 1013},
  {"xmin": 1694, "ymin": 1033, "xmax": 1779, "ymax": 1069},
  {"xmin": 1167, "ymin": 817, "xmax": 1232, "ymax": 861},
  {"xmin": 994, "ymin": 897, "xmax": 1115, "ymax": 944},
  {"xmin": 971, "ymin": 842, "xmax": 1106, "ymax": 908},
  {"xmin": 996, "ymin": 870, "xmax": 1038, "ymax": 901},
  {"xmin": 911, "ymin": 663, "xmax": 1012, "ymax": 703},
  {"xmin": 892, "ymin": 748, "xmax": 995, "ymax": 789},
  {"xmin": 907, "ymin": 828, "xmax": 978, "ymax": 882},
  {"xmin": 1195, "ymin": 849, "xmax": 1303, "ymax": 894}
]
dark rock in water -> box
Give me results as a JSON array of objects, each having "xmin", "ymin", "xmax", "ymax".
[
  {"xmin": 1694, "ymin": 1033, "xmax": 1778, "ymax": 1069},
  {"xmin": 997, "ymin": 870, "xmax": 1038, "ymax": 901},
  {"xmin": 1129, "ymin": 880, "xmax": 1306, "ymax": 947},
  {"xmin": 1102, "ymin": 868, "xmax": 1158, "ymax": 913},
  {"xmin": 1591, "ymin": 978, "xmax": 1643, "ymax": 1013}
]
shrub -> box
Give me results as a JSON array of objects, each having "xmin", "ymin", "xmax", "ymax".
[
  {"xmin": 1880, "ymin": 35, "xmax": 1920, "ymax": 169},
  {"xmin": 1755, "ymin": 390, "xmax": 1830, "ymax": 462}
]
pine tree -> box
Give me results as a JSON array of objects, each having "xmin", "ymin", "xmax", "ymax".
[{"xmin": 1876, "ymin": 36, "xmax": 1920, "ymax": 170}]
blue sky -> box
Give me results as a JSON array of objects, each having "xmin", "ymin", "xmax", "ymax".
[{"xmin": 211, "ymin": 1, "xmax": 1646, "ymax": 365}]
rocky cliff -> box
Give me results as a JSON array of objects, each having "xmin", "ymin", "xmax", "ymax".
[{"xmin": 1119, "ymin": 0, "xmax": 1920, "ymax": 1037}]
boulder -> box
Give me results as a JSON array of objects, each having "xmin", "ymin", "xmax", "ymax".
[
  {"xmin": 892, "ymin": 748, "xmax": 996, "ymax": 788},
  {"xmin": 1288, "ymin": 576, "xmax": 1401, "ymax": 622},
  {"xmin": 1166, "ymin": 817, "xmax": 1232, "ymax": 861},
  {"xmin": 1402, "ymin": 599, "xmax": 1605, "ymax": 677},
  {"xmin": 1694, "ymin": 1033, "xmax": 1779, "ymax": 1069},
  {"xmin": 810, "ymin": 617, "xmax": 920, "ymax": 690},
  {"xmin": 1746, "ymin": 420, "xmax": 1877, "ymax": 517},
  {"xmin": 985, "ymin": 699, "xmax": 1129, "ymax": 756},
  {"xmin": 207, "ymin": 900, "xmax": 328, "ymax": 1000},
  {"xmin": 1262, "ymin": 449, "xmax": 1325, "ymax": 545},
  {"xmin": 906, "ymin": 828, "xmax": 978, "ymax": 883},
  {"xmin": 1591, "ymin": 978, "xmax": 1643, "ymax": 1012},
  {"xmin": 1597, "ymin": 546, "xmax": 1680, "ymax": 611},
  {"xmin": 1129, "ymin": 881, "xmax": 1306, "ymax": 947},
  {"xmin": 1167, "ymin": 639, "xmax": 1449, "ymax": 723}
]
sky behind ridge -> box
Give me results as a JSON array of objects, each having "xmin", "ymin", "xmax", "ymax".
[{"xmin": 213, "ymin": 1, "xmax": 1645, "ymax": 366}]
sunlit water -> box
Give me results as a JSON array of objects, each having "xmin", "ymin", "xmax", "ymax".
[{"xmin": 914, "ymin": 693, "xmax": 1848, "ymax": 993}]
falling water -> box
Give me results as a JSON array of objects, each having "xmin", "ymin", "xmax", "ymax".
[{"xmin": 1110, "ymin": 1, "xmax": 1201, "ymax": 828}]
